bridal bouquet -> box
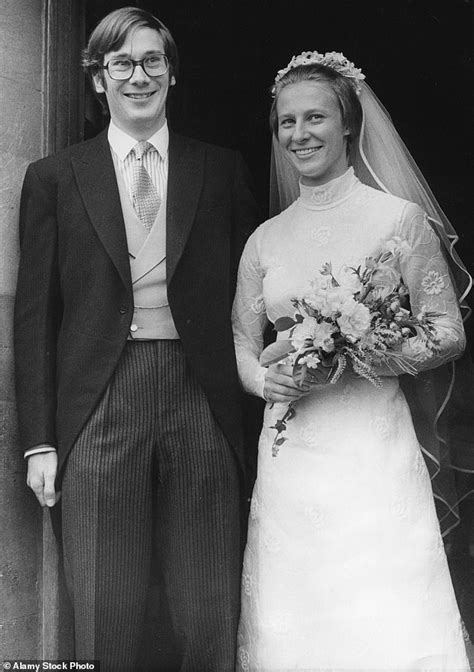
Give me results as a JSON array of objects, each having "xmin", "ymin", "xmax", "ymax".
[{"xmin": 260, "ymin": 238, "xmax": 442, "ymax": 456}]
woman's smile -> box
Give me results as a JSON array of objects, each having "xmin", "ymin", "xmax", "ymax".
[
  {"xmin": 292, "ymin": 146, "xmax": 323, "ymax": 157},
  {"xmin": 277, "ymin": 80, "xmax": 349, "ymax": 186}
]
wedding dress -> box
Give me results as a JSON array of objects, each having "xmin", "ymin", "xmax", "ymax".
[{"xmin": 232, "ymin": 167, "xmax": 470, "ymax": 671}]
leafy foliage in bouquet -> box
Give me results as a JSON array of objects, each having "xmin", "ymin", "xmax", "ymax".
[{"xmin": 260, "ymin": 239, "xmax": 442, "ymax": 456}]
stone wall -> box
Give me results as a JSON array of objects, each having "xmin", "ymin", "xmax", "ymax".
[
  {"xmin": 0, "ymin": 0, "xmax": 46, "ymax": 658},
  {"xmin": 0, "ymin": 0, "xmax": 83, "ymax": 658}
]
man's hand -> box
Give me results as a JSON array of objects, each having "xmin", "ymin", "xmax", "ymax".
[
  {"xmin": 27, "ymin": 452, "xmax": 60, "ymax": 507},
  {"xmin": 263, "ymin": 364, "xmax": 311, "ymax": 404}
]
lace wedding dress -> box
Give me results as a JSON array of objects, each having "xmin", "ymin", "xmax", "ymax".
[{"xmin": 232, "ymin": 168, "xmax": 470, "ymax": 671}]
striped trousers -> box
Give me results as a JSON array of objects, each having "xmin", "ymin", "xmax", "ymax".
[{"xmin": 61, "ymin": 341, "xmax": 242, "ymax": 671}]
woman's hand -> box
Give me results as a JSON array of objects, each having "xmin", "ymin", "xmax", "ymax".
[{"xmin": 263, "ymin": 364, "xmax": 311, "ymax": 403}]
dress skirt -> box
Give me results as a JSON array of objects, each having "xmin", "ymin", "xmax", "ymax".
[{"xmin": 236, "ymin": 374, "xmax": 469, "ymax": 671}]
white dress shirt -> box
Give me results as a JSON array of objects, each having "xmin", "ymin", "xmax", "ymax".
[{"xmin": 108, "ymin": 120, "xmax": 169, "ymax": 202}]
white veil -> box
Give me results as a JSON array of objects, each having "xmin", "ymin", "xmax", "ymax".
[
  {"xmin": 271, "ymin": 81, "xmax": 471, "ymax": 315},
  {"xmin": 270, "ymin": 78, "xmax": 474, "ymax": 536}
]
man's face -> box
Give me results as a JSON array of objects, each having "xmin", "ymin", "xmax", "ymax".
[{"xmin": 93, "ymin": 26, "xmax": 175, "ymax": 139}]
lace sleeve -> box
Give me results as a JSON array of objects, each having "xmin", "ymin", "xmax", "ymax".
[
  {"xmin": 232, "ymin": 231, "xmax": 269, "ymax": 398},
  {"xmin": 395, "ymin": 202, "xmax": 466, "ymax": 373}
]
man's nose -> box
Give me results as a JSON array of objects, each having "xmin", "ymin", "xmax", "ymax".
[{"xmin": 129, "ymin": 62, "xmax": 150, "ymax": 83}]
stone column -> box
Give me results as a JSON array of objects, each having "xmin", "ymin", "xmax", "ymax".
[{"xmin": 0, "ymin": 0, "xmax": 83, "ymax": 659}]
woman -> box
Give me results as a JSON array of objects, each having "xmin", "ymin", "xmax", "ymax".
[{"xmin": 232, "ymin": 52, "xmax": 471, "ymax": 670}]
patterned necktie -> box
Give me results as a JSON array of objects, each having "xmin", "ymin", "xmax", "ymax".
[{"xmin": 131, "ymin": 141, "xmax": 161, "ymax": 232}]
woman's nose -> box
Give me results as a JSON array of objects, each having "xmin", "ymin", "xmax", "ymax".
[{"xmin": 292, "ymin": 122, "xmax": 309, "ymax": 142}]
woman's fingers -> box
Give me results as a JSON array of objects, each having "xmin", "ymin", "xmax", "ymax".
[{"xmin": 264, "ymin": 364, "xmax": 311, "ymax": 402}]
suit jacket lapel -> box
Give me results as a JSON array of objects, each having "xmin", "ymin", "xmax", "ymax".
[
  {"xmin": 166, "ymin": 133, "xmax": 204, "ymax": 283},
  {"xmin": 71, "ymin": 131, "xmax": 132, "ymax": 291}
]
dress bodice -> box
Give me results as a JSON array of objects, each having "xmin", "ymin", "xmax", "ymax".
[{"xmin": 232, "ymin": 168, "xmax": 465, "ymax": 398}]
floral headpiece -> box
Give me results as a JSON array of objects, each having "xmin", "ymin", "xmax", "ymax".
[{"xmin": 272, "ymin": 51, "xmax": 365, "ymax": 96}]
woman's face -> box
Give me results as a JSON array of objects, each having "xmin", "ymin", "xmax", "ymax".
[{"xmin": 276, "ymin": 80, "xmax": 350, "ymax": 187}]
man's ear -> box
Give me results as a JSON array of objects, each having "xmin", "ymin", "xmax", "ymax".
[{"xmin": 92, "ymin": 72, "xmax": 106, "ymax": 94}]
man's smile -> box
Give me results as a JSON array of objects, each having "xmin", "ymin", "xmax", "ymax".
[{"xmin": 124, "ymin": 91, "xmax": 156, "ymax": 99}]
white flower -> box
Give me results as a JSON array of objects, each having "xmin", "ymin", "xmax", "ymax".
[
  {"xmin": 242, "ymin": 573, "xmax": 253, "ymax": 596},
  {"xmin": 273, "ymin": 50, "xmax": 365, "ymax": 95},
  {"xmin": 250, "ymin": 295, "xmax": 266, "ymax": 314},
  {"xmin": 310, "ymin": 225, "xmax": 331, "ymax": 245},
  {"xmin": 336, "ymin": 299, "xmax": 371, "ymax": 339},
  {"xmin": 250, "ymin": 497, "xmax": 259, "ymax": 520},
  {"xmin": 298, "ymin": 353, "xmax": 321, "ymax": 368},
  {"xmin": 421, "ymin": 270, "xmax": 446, "ymax": 295},
  {"xmin": 312, "ymin": 321, "xmax": 335, "ymax": 351},
  {"xmin": 304, "ymin": 505, "xmax": 325, "ymax": 527},
  {"xmin": 299, "ymin": 425, "xmax": 320, "ymax": 448},
  {"xmin": 291, "ymin": 317, "xmax": 336, "ymax": 355},
  {"xmin": 414, "ymin": 450, "xmax": 425, "ymax": 475},
  {"xmin": 429, "ymin": 314, "xmax": 455, "ymax": 347},
  {"xmin": 310, "ymin": 274, "xmax": 332, "ymax": 290},
  {"xmin": 402, "ymin": 336, "xmax": 434, "ymax": 362},
  {"xmin": 334, "ymin": 265, "xmax": 363, "ymax": 295},
  {"xmin": 385, "ymin": 236, "xmax": 411, "ymax": 257},
  {"xmin": 291, "ymin": 316, "xmax": 319, "ymax": 350},
  {"xmin": 372, "ymin": 416, "xmax": 390, "ymax": 439},
  {"xmin": 238, "ymin": 647, "xmax": 250, "ymax": 671},
  {"xmin": 303, "ymin": 290, "xmax": 328, "ymax": 314},
  {"xmin": 391, "ymin": 497, "xmax": 408, "ymax": 519},
  {"xmin": 370, "ymin": 263, "xmax": 401, "ymax": 299},
  {"xmin": 263, "ymin": 532, "xmax": 281, "ymax": 553},
  {"xmin": 321, "ymin": 285, "xmax": 354, "ymax": 316},
  {"xmin": 310, "ymin": 191, "xmax": 331, "ymax": 205}
]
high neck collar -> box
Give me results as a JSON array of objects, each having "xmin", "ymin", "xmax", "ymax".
[{"xmin": 299, "ymin": 167, "xmax": 360, "ymax": 208}]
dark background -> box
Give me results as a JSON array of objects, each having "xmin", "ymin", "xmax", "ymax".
[
  {"xmin": 84, "ymin": 0, "xmax": 474, "ymax": 638},
  {"xmin": 85, "ymin": 0, "xmax": 473, "ymax": 271}
]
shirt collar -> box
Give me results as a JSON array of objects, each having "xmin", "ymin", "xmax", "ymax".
[{"xmin": 107, "ymin": 121, "xmax": 169, "ymax": 161}]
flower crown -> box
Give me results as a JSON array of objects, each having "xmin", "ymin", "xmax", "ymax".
[{"xmin": 272, "ymin": 51, "xmax": 365, "ymax": 96}]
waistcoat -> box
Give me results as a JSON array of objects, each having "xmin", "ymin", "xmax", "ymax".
[{"xmin": 115, "ymin": 165, "xmax": 179, "ymax": 340}]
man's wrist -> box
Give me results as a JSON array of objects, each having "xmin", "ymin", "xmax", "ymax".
[{"xmin": 24, "ymin": 444, "xmax": 57, "ymax": 459}]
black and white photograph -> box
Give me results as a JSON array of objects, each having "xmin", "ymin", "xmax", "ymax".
[{"xmin": 1, "ymin": 1, "xmax": 473, "ymax": 670}]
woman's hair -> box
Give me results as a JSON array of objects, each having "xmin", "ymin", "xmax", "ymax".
[
  {"xmin": 269, "ymin": 63, "xmax": 363, "ymax": 147},
  {"xmin": 82, "ymin": 6, "xmax": 179, "ymax": 99}
]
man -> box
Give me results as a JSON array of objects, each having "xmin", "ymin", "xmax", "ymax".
[{"xmin": 14, "ymin": 7, "xmax": 259, "ymax": 671}]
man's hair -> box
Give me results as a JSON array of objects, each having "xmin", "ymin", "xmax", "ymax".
[
  {"xmin": 269, "ymin": 64, "xmax": 363, "ymax": 151},
  {"xmin": 82, "ymin": 6, "xmax": 179, "ymax": 111}
]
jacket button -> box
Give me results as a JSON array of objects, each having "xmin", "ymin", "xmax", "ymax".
[
  {"xmin": 119, "ymin": 305, "xmax": 127, "ymax": 314},
  {"xmin": 130, "ymin": 324, "xmax": 138, "ymax": 333}
]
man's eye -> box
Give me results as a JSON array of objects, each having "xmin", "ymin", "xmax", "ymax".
[
  {"xmin": 111, "ymin": 59, "xmax": 131, "ymax": 68},
  {"xmin": 147, "ymin": 56, "xmax": 164, "ymax": 65}
]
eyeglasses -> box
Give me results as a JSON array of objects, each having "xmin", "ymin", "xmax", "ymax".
[{"xmin": 103, "ymin": 53, "xmax": 169, "ymax": 80}]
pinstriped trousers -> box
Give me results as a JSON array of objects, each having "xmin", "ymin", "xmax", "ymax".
[{"xmin": 61, "ymin": 341, "xmax": 242, "ymax": 672}]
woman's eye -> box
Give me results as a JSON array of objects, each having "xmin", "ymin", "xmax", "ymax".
[
  {"xmin": 309, "ymin": 114, "xmax": 323, "ymax": 122},
  {"xmin": 279, "ymin": 118, "xmax": 294, "ymax": 128}
]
